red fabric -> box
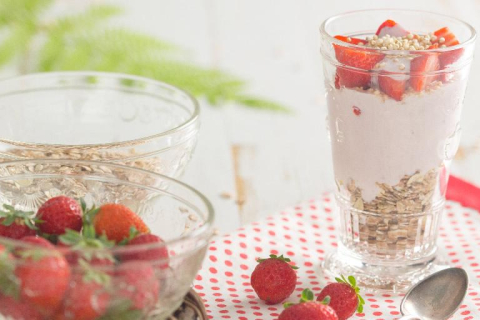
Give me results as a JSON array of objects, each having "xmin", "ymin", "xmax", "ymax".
[{"xmin": 446, "ymin": 175, "xmax": 480, "ymax": 212}]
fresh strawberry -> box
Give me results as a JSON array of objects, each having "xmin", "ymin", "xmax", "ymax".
[
  {"xmin": 434, "ymin": 27, "xmax": 460, "ymax": 46},
  {"xmin": 37, "ymin": 196, "xmax": 82, "ymax": 235},
  {"xmin": 120, "ymin": 233, "xmax": 169, "ymax": 269},
  {"xmin": 93, "ymin": 204, "xmax": 149, "ymax": 243},
  {"xmin": 0, "ymin": 295, "xmax": 43, "ymax": 320},
  {"xmin": 317, "ymin": 275, "xmax": 365, "ymax": 320},
  {"xmin": 114, "ymin": 261, "xmax": 159, "ymax": 311},
  {"xmin": 250, "ymin": 254, "xmax": 298, "ymax": 305},
  {"xmin": 334, "ymin": 36, "xmax": 366, "ymax": 45},
  {"xmin": 432, "ymin": 27, "xmax": 464, "ymax": 71},
  {"xmin": 279, "ymin": 289, "xmax": 338, "ymax": 320},
  {"xmin": 15, "ymin": 246, "xmax": 71, "ymax": 317},
  {"xmin": 333, "ymin": 36, "xmax": 384, "ymax": 88},
  {"xmin": 378, "ymin": 73, "xmax": 407, "ymax": 101},
  {"xmin": 0, "ymin": 205, "xmax": 40, "ymax": 239},
  {"xmin": 375, "ymin": 19, "xmax": 408, "ymax": 37},
  {"xmin": 409, "ymin": 52, "xmax": 440, "ymax": 91},
  {"xmin": 20, "ymin": 236, "xmax": 53, "ymax": 248},
  {"xmin": 58, "ymin": 271, "xmax": 110, "ymax": 320}
]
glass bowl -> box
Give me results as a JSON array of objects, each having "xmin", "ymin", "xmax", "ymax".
[
  {"xmin": 0, "ymin": 160, "xmax": 214, "ymax": 320},
  {"xmin": 0, "ymin": 72, "xmax": 200, "ymax": 178}
]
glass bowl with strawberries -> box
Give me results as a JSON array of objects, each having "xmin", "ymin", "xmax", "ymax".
[
  {"xmin": 0, "ymin": 159, "xmax": 214, "ymax": 320},
  {"xmin": 0, "ymin": 72, "xmax": 199, "ymax": 178}
]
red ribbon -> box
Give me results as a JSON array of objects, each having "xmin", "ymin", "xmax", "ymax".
[{"xmin": 446, "ymin": 175, "xmax": 480, "ymax": 212}]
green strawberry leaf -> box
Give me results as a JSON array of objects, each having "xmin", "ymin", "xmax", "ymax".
[
  {"xmin": 3, "ymin": 204, "xmax": 14, "ymax": 211},
  {"xmin": 2, "ymin": 215, "xmax": 16, "ymax": 226},
  {"xmin": 348, "ymin": 275, "xmax": 356, "ymax": 287},
  {"xmin": 0, "ymin": 249, "xmax": 19, "ymax": 299},
  {"xmin": 320, "ymin": 295, "xmax": 331, "ymax": 305},
  {"xmin": 335, "ymin": 277, "xmax": 345, "ymax": 284},
  {"xmin": 79, "ymin": 259, "xmax": 112, "ymax": 286},
  {"xmin": 97, "ymin": 299, "xmax": 144, "ymax": 320},
  {"xmin": 0, "ymin": 204, "xmax": 39, "ymax": 230},
  {"xmin": 300, "ymin": 288, "xmax": 315, "ymax": 302},
  {"xmin": 337, "ymin": 275, "xmax": 365, "ymax": 314},
  {"xmin": 358, "ymin": 303, "xmax": 364, "ymax": 313},
  {"xmin": 283, "ymin": 302, "xmax": 294, "ymax": 309},
  {"xmin": 80, "ymin": 198, "xmax": 87, "ymax": 213},
  {"xmin": 256, "ymin": 254, "xmax": 299, "ymax": 270},
  {"xmin": 358, "ymin": 294, "xmax": 365, "ymax": 305},
  {"xmin": 118, "ymin": 226, "xmax": 140, "ymax": 245}
]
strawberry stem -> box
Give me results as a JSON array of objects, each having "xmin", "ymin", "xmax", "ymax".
[
  {"xmin": 256, "ymin": 254, "xmax": 299, "ymax": 270},
  {"xmin": 336, "ymin": 275, "xmax": 365, "ymax": 313},
  {"xmin": 0, "ymin": 204, "xmax": 41, "ymax": 230},
  {"xmin": 320, "ymin": 295, "xmax": 331, "ymax": 305}
]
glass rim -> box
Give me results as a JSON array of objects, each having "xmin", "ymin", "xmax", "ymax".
[
  {"xmin": 0, "ymin": 71, "xmax": 200, "ymax": 149},
  {"xmin": 0, "ymin": 159, "xmax": 215, "ymax": 256},
  {"xmin": 320, "ymin": 9, "xmax": 477, "ymax": 54}
]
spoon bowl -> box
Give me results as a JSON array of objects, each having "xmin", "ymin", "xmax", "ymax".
[{"xmin": 400, "ymin": 268, "xmax": 468, "ymax": 320}]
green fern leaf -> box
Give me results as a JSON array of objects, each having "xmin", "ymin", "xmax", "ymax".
[
  {"xmin": 37, "ymin": 5, "xmax": 123, "ymax": 71},
  {"xmin": 0, "ymin": 0, "xmax": 53, "ymax": 28},
  {"xmin": 2, "ymin": 2, "xmax": 290, "ymax": 112},
  {"xmin": 0, "ymin": 24, "xmax": 36, "ymax": 68},
  {"xmin": 232, "ymin": 95, "xmax": 291, "ymax": 112}
]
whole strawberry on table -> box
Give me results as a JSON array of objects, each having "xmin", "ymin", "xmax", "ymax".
[
  {"xmin": 250, "ymin": 253, "xmax": 365, "ymax": 320},
  {"xmin": 0, "ymin": 195, "xmax": 169, "ymax": 320}
]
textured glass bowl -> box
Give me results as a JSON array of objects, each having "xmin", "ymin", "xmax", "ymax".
[
  {"xmin": 0, "ymin": 160, "xmax": 214, "ymax": 320},
  {"xmin": 0, "ymin": 72, "xmax": 200, "ymax": 178}
]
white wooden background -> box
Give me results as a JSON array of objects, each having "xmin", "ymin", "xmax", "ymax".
[
  {"xmin": 12, "ymin": 1, "xmax": 480, "ymax": 233},
  {"xmin": 103, "ymin": 0, "xmax": 480, "ymax": 233}
]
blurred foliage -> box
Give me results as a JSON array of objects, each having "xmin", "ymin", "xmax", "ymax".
[{"xmin": 0, "ymin": 0, "xmax": 289, "ymax": 112}]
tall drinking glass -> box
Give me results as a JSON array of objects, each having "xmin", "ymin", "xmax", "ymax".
[{"xmin": 320, "ymin": 10, "xmax": 476, "ymax": 292}]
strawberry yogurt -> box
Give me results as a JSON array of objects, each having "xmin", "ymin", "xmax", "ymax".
[
  {"xmin": 327, "ymin": 78, "xmax": 466, "ymax": 203},
  {"xmin": 325, "ymin": 19, "xmax": 469, "ymax": 212}
]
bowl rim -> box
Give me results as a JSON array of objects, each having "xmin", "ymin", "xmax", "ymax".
[
  {"xmin": 0, "ymin": 71, "xmax": 200, "ymax": 148},
  {"xmin": 0, "ymin": 159, "xmax": 215, "ymax": 257}
]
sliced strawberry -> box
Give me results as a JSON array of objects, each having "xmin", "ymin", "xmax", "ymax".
[
  {"xmin": 334, "ymin": 72, "xmax": 340, "ymax": 89},
  {"xmin": 434, "ymin": 27, "xmax": 460, "ymax": 46},
  {"xmin": 334, "ymin": 35, "xmax": 367, "ymax": 45},
  {"xmin": 376, "ymin": 19, "xmax": 408, "ymax": 37},
  {"xmin": 333, "ymin": 36, "xmax": 384, "ymax": 88},
  {"xmin": 378, "ymin": 74, "xmax": 406, "ymax": 101},
  {"xmin": 409, "ymin": 53, "xmax": 440, "ymax": 91},
  {"xmin": 433, "ymin": 27, "xmax": 464, "ymax": 69}
]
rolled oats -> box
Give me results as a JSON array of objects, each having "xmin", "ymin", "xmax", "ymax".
[{"xmin": 343, "ymin": 168, "xmax": 440, "ymax": 258}]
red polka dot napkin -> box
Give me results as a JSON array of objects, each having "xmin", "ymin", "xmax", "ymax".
[{"xmin": 194, "ymin": 193, "xmax": 480, "ymax": 320}]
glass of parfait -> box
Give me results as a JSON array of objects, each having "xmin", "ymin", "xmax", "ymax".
[{"xmin": 319, "ymin": 10, "xmax": 476, "ymax": 292}]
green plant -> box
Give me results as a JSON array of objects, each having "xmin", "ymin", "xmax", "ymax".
[{"xmin": 0, "ymin": 0, "xmax": 289, "ymax": 112}]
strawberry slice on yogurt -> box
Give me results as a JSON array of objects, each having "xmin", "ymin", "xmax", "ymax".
[
  {"xmin": 372, "ymin": 56, "xmax": 411, "ymax": 100},
  {"xmin": 333, "ymin": 35, "xmax": 384, "ymax": 88},
  {"xmin": 376, "ymin": 19, "xmax": 409, "ymax": 37}
]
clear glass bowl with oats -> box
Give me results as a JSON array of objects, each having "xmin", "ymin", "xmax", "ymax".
[
  {"xmin": 0, "ymin": 159, "xmax": 214, "ymax": 320},
  {"xmin": 0, "ymin": 72, "xmax": 199, "ymax": 178}
]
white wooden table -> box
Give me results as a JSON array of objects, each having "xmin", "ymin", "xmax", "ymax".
[{"xmin": 9, "ymin": 0, "xmax": 480, "ymax": 233}]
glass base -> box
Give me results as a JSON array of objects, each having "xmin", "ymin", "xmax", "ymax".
[{"xmin": 320, "ymin": 247, "xmax": 448, "ymax": 293}]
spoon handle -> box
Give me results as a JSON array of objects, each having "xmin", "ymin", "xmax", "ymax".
[{"xmin": 398, "ymin": 316, "xmax": 422, "ymax": 320}]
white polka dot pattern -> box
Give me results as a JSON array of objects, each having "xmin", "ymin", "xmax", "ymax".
[{"xmin": 193, "ymin": 193, "xmax": 480, "ymax": 320}]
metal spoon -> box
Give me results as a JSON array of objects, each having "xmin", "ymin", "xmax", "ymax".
[{"xmin": 399, "ymin": 268, "xmax": 468, "ymax": 320}]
